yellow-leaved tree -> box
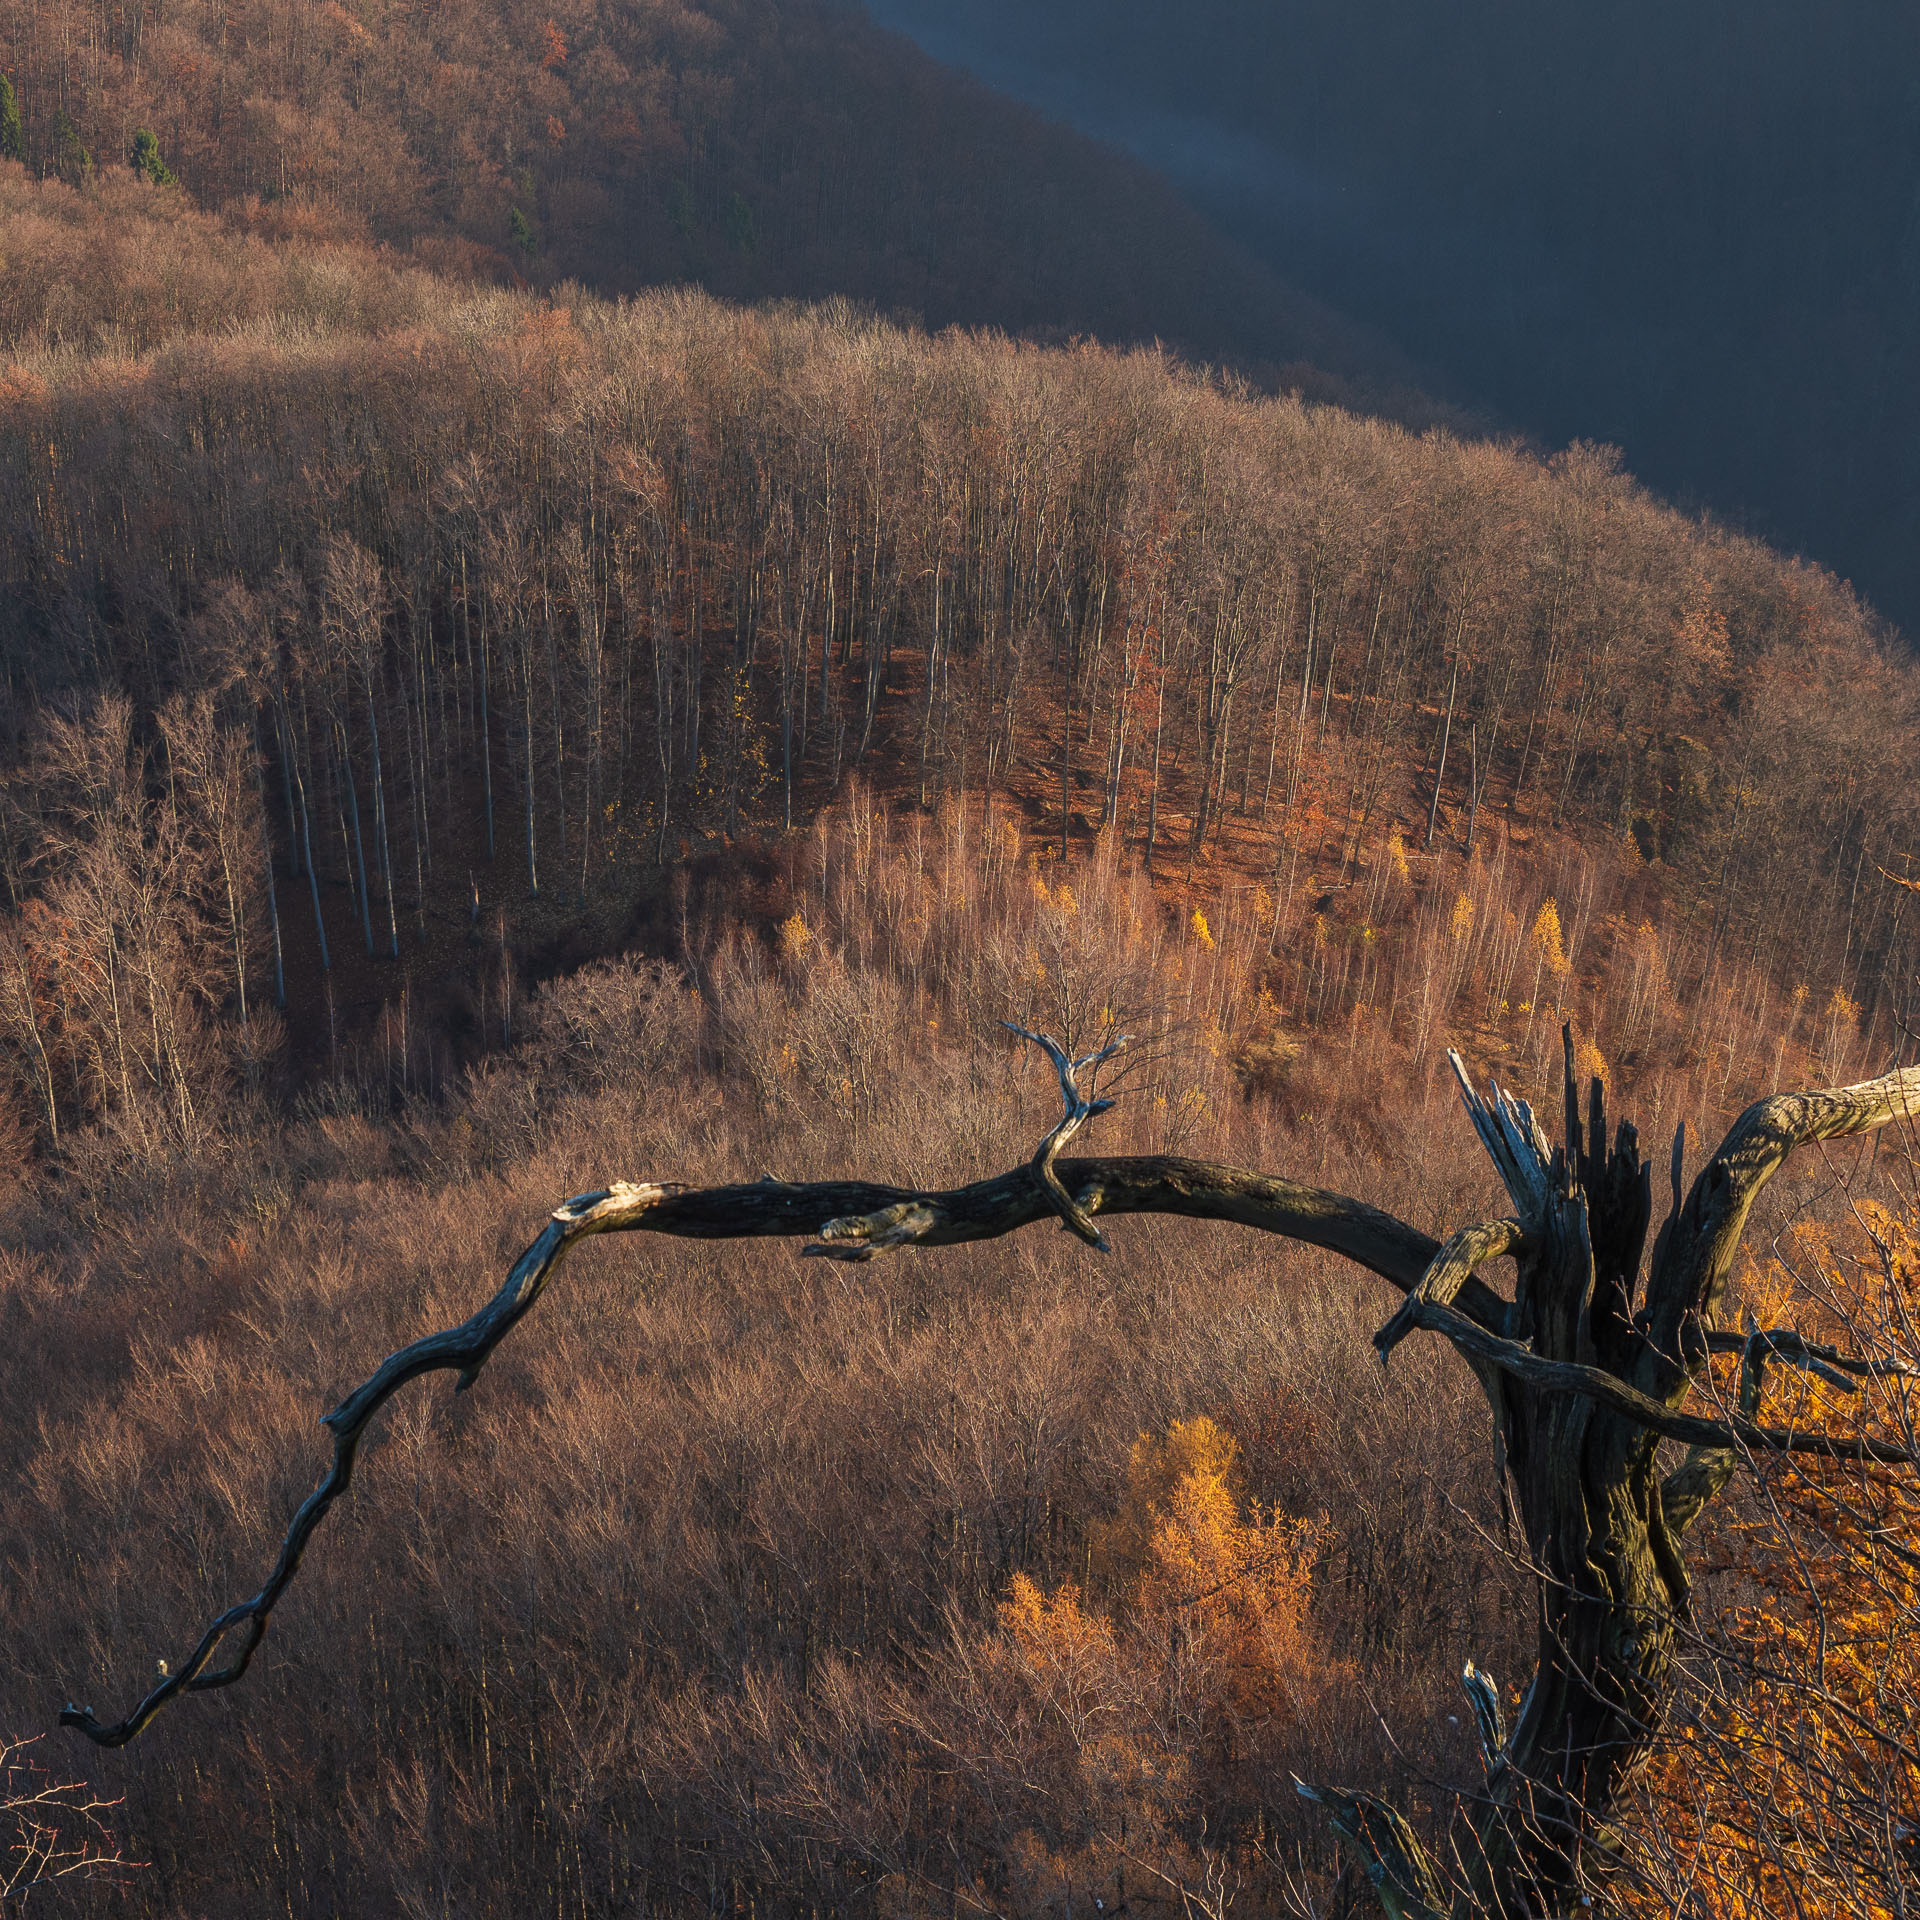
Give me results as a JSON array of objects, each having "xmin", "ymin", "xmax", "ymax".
[
  {"xmin": 1619, "ymin": 1200, "xmax": 1920, "ymax": 1917},
  {"xmin": 938, "ymin": 1416, "xmax": 1335, "ymax": 1909}
]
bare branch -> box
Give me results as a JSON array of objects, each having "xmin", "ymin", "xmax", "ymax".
[
  {"xmin": 1703, "ymin": 1326, "xmax": 1914, "ymax": 1389},
  {"xmin": 62, "ymin": 1149, "xmax": 1468, "ymax": 1746},
  {"xmin": 1391, "ymin": 1295, "xmax": 1919, "ymax": 1466},
  {"xmin": 61, "ymin": 1180, "xmax": 683, "ymax": 1745},
  {"xmin": 1644, "ymin": 1064, "xmax": 1920, "ymax": 1379},
  {"xmin": 1374, "ymin": 1218, "xmax": 1528, "ymax": 1365},
  {"xmin": 1663, "ymin": 1316, "xmax": 1916, "ymax": 1534}
]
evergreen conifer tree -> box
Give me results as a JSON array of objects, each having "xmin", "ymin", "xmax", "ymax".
[
  {"xmin": 129, "ymin": 129, "xmax": 174, "ymax": 186},
  {"xmin": 507, "ymin": 206, "xmax": 537, "ymax": 257},
  {"xmin": 0, "ymin": 73, "xmax": 22, "ymax": 164},
  {"xmin": 51, "ymin": 106, "xmax": 91, "ymax": 187},
  {"xmin": 725, "ymin": 191, "xmax": 757, "ymax": 255}
]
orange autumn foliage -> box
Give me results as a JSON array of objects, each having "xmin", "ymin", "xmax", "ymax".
[
  {"xmin": 938, "ymin": 1416, "xmax": 1340, "ymax": 1909},
  {"xmin": 1625, "ymin": 1201, "xmax": 1920, "ymax": 1918},
  {"xmin": 974, "ymin": 1416, "xmax": 1330, "ymax": 1888},
  {"xmin": 1102, "ymin": 1415, "xmax": 1327, "ymax": 1728}
]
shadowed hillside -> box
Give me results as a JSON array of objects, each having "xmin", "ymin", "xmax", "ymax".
[
  {"xmin": 0, "ymin": 0, "xmax": 1432, "ymax": 412},
  {"xmin": 871, "ymin": 0, "xmax": 1920, "ymax": 632}
]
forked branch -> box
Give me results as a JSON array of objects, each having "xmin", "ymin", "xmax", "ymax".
[
  {"xmin": 1001, "ymin": 1021, "xmax": 1129, "ymax": 1249},
  {"xmin": 1374, "ymin": 1218, "xmax": 1529, "ymax": 1365}
]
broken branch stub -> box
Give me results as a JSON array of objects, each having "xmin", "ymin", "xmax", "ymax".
[{"xmin": 1001, "ymin": 1020, "xmax": 1129, "ymax": 1249}]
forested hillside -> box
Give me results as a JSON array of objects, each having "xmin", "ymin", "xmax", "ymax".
[
  {"xmin": 3, "ymin": 98, "xmax": 1920, "ymax": 1919},
  {"xmin": 2, "ymin": 162, "xmax": 1915, "ymax": 1154},
  {"xmin": 872, "ymin": 0, "xmax": 1920, "ymax": 629},
  {"xmin": 0, "ymin": 0, "xmax": 1416, "ymax": 404}
]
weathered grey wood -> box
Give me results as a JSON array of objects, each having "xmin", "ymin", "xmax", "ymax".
[
  {"xmin": 1297, "ymin": 1782, "xmax": 1447, "ymax": 1920},
  {"xmin": 1399, "ymin": 1040, "xmax": 1920, "ymax": 1917},
  {"xmin": 1374, "ymin": 1218, "xmax": 1529, "ymax": 1363},
  {"xmin": 1461, "ymin": 1660, "xmax": 1507, "ymax": 1775},
  {"xmin": 1642, "ymin": 1068, "xmax": 1920, "ymax": 1394},
  {"xmin": 1391, "ymin": 1292, "xmax": 1915, "ymax": 1464}
]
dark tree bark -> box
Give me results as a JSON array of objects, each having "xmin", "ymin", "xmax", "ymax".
[{"xmin": 59, "ymin": 1029, "xmax": 1920, "ymax": 1917}]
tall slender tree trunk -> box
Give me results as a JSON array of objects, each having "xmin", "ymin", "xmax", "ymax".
[
  {"xmin": 1426, "ymin": 649, "xmax": 1460, "ymax": 851},
  {"xmin": 337, "ymin": 726, "xmax": 374, "ymax": 954},
  {"xmin": 365, "ymin": 703, "xmax": 400, "ymax": 959}
]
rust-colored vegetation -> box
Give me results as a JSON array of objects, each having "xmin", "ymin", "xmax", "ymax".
[{"xmin": 2, "ymin": 798, "xmax": 1914, "ymax": 1913}]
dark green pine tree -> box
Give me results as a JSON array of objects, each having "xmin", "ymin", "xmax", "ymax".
[
  {"xmin": 0, "ymin": 72, "xmax": 23, "ymax": 163},
  {"xmin": 507, "ymin": 205, "xmax": 537, "ymax": 257},
  {"xmin": 51, "ymin": 106, "xmax": 91, "ymax": 186},
  {"xmin": 724, "ymin": 191, "xmax": 757, "ymax": 256},
  {"xmin": 129, "ymin": 128, "xmax": 175, "ymax": 186}
]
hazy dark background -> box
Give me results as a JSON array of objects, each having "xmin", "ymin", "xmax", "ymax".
[{"xmin": 866, "ymin": 0, "xmax": 1920, "ymax": 636}]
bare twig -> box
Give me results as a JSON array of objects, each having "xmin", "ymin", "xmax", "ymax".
[{"xmin": 1001, "ymin": 1021, "xmax": 1129, "ymax": 1248}]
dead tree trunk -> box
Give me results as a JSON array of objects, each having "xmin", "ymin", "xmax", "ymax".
[{"xmin": 60, "ymin": 1028, "xmax": 1920, "ymax": 1918}]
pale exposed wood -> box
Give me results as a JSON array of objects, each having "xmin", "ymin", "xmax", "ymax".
[
  {"xmin": 1373, "ymin": 1217, "xmax": 1529, "ymax": 1364},
  {"xmin": 1642, "ymin": 1064, "xmax": 1920, "ymax": 1393}
]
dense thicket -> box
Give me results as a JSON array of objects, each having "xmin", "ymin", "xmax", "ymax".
[
  {"xmin": 0, "ymin": 0, "xmax": 1411, "ymax": 404},
  {"xmin": 872, "ymin": 0, "xmax": 1920, "ymax": 630}
]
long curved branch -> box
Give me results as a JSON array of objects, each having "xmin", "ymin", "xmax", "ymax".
[
  {"xmin": 74, "ymin": 1043, "xmax": 1912, "ymax": 1752},
  {"xmin": 60, "ymin": 1181, "xmax": 678, "ymax": 1746},
  {"xmin": 1644, "ymin": 1063, "xmax": 1920, "ymax": 1377},
  {"xmin": 62, "ymin": 1145, "xmax": 1466, "ymax": 1747}
]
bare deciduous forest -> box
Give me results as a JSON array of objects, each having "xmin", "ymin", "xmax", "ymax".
[
  {"xmin": 872, "ymin": 0, "xmax": 1920, "ymax": 632},
  {"xmin": 1, "ymin": 6, "xmax": 1919, "ymax": 1905}
]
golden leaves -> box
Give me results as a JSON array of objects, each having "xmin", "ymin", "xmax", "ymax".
[{"xmin": 1530, "ymin": 898, "xmax": 1570, "ymax": 979}]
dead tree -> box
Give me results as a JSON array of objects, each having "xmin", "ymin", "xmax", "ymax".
[{"xmin": 61, "ymin": 1026, "xmax": 1920, "ymax": 1917}]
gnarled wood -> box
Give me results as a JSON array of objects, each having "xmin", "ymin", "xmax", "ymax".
[{"xmin": 1373, "ymin": 1217, "xmax": 1529, "ymax": 1364}]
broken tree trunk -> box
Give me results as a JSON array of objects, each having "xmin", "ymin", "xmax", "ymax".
[{"xmin": 60, "ymin": 1027, "xmax": 1920, "ymax": 1917}]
